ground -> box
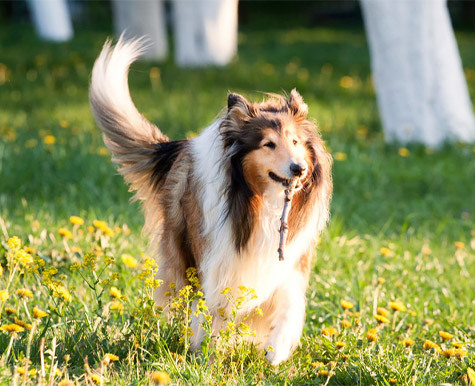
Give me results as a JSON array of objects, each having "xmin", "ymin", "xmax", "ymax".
[{"xmin": 0, "ymin": 15, "xmax": 474, "ymax": 386}]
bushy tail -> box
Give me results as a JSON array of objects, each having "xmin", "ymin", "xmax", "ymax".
[{"xmin": 90, "ymin": 37, "xmax": 169, "ymax": 198}]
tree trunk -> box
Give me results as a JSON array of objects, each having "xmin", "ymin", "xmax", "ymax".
[
  {"xmin": 172, "ymin": 0, "xmax": 239, "ymax": 67},
  {"xmin": 28, "ymin": 0, "xmax": 73, "ymax": 42},
  {"xmin": 112, "ymin": 0, "xmax": 168, "ymax": 61},
  {"xmin": 360, "ymin": 0, "xmax": 475, "ymax": 147}
]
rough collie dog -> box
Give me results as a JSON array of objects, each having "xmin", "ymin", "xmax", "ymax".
[{"xmin": 90, "ymin": 38, "xmax": 332, "ymax": 365}]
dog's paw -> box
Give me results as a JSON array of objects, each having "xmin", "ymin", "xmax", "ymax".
[{"xmin": 264, "ymin": 343, "xmax": 291, "ymax": 366}]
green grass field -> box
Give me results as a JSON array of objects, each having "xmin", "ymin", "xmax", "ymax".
[{"xmin": 0, "ymin": 15, "xmax": 474, "ymax": 385}]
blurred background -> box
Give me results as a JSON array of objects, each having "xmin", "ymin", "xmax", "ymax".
[{"xmin": 0, "ymin": 0, "xmax": 474, "ymax": 241}]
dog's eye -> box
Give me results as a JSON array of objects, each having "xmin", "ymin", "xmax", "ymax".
[
  {"xmin": 293, "ymin": 139, "xmax": 298, "ymax": 145},
  {"xmin": 264, "ymin": 141, "xmax": 276, "ymax": 150}
]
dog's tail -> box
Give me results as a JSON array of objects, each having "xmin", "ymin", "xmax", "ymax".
[{"xmin": 90, "ymin": 37, "xmax": 172, "ymax": 198}]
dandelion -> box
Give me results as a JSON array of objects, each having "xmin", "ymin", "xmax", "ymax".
[
  {"xmin": 8, "ymin": 237, "xmax": 22, "ymax": 251},
  {"xmin": 454, "ymin": 241, "xmax": 464, "ymax": 249},
  {"xmin": 49, "ymin": 283, "xmax": 72, "ymax": 302},
  {"xmin": 398, "ymin": 147, "xmax": 410, "ymax": 157},
  {"xmin": 374, "ymin": 314, "xmax": 390, "ymax": 324},
  {"xmin": 110, "ymin": 301, "xmax": 124, "ymax": 313},
  {"xmin": 322, "ymin": 327, "xmax": 337, "ymax": 337},
  {"xmin": 467, "ymin": 368, "xmax": 475, "ymax": 385},
  {"xmin": 367, "ymin": 328, "xmax": 378, "ymax": 342},
  {"xmin": 88, "ymin": 225, "xmax": 95, "ymax": 233},
  {"xmin": 341, "ymin": 319, "xmax": 351, "ymax": 328},
  {"xmin": 340, "ymin": 76, "xmax": 354, "ymax": 89},
  {"xmin": 110, "ymin": 286, "xmax": 122, "ymax": 299},
  {"xmin": 43, "ymin": 135, "xmax": 56, "ymax": 145},
  {"xmin": 442, "ymin": 348, "xmax": 467, "ymax": 359},
  {"xmin": 0, "ymin": 324, "xmax": 25, "ymax": 333},
  {"xmin": 0, "ymin": 264, "xmax": 3, "ymax": 275},
  {"xmin": 151, "ymin": 371, "xmax": 170, "ymax": 385},
  {"xmin": 16, "ymin": 367, "xmax": 26, "ymax": 375},
  {"xmin": 451, "ymin": 342, "xmax": 466, "ymax": 348},
  {"xmin": 377, "ymin": 307, "xmax": 390, "ymax": 316},
  {"xmin": 58, "ymin": 228, "xmax": 73, "ymax": 239},
  {"xmin": 14, "ymin": 318, "xmax": 32, "ymax": 330},
  {"xmin": 121, "ymin": 254, "xmax": 138, "ymax": 268},
  {"xmin": 423, "ymin": 340, "xmax": 440, "ymax": 352},
  {"xmin": 380, "ymin": 247, "xmax": 393, "ymax": 257},
  {"xmin": 335, "ymin": 341, "xmax": 346, "ymax": 349},
  {"xmin": 340, "ymin": 300, "xmax": 353, "ymax": 310},
  {"xmin": 33, "ymin": 307, "xmax": 48, "ymax": 318},
  {"xmin": 90, "ymin": 374, "xmax": 101, "ymax": 384},
  {"xmin": 403, "ymin": 338, "xmax": 414, "ymax": 347},
  {"xmin": 334, "ymin": 152, "xmax": 347, "ymax": 162},
  {"xmin": 104, "ymin": 353, "xmax": 119, "ymax": 362},
  {"xmin": 0, "ymin": 290, "xmax": 8, "ymax": 301},
  {"xmin": 439, "ymin": 331, "xmax": 454, "ymax": 340},
  {"xmin": 389, "ymin": 301, "xmax": 406, "ymax": 312},
  {"xmin": 318, "ymin": 369, "xmax": 329, "ymax": 377},
  {"xmin": 389, "ymin": 379, "xmax": 397, "ymax": 385},
  {"xmin": 424, "ymin": 318, "xmax": 434, "ymax": 325},
  {"xmin": 17, "ymin": 288, "xmax": 33, "ymax": 298},
  {"xmin": 93, "ymin": 220, "xmax": 108, "ymax": 230},
  {"xmin": 378, "ymin": 277, "xmax": 386, "ymax": 284},
  {"xmin": 70, "ymin": 216, "xmax": 84, "ymax": 225},
  {"xmin": 5, "ymin": 307, "xmax": 16, "ymax": 315}
]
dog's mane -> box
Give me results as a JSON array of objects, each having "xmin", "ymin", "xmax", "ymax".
[{"xmin": 219, "ymin": 92, "xmax": 332, "ymax": 252}]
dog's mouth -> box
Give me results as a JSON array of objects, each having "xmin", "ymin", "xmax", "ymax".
[{"xmin": 269, "ymin": 172, "xmax": 302, "ymax": 189}]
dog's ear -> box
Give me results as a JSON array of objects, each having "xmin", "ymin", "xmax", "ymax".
[
  {"xmin": 287, "ymin": 89, "xmax": 308, "ymax": 120},
  {"xmin": 227, "ymin": 93, "xmax": 256, "ymax": 121}
]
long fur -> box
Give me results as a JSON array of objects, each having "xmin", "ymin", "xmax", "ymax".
[{"xmin": 90, "ymin": 37, "xmax": 333, "ymax": 366}]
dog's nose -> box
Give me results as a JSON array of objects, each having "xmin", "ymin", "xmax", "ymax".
[{"xmin": 290, "ymin": 162, "xmax": 306, "ymax": 177}]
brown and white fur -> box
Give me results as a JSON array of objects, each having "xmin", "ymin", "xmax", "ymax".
[{"xmin": 90, "ymin": 38, "xmax": 332, "ymax": 366}]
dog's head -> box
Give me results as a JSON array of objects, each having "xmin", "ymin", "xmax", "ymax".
[{"xmin": 221, "ymin": 90, "xmax": 332, "ymax": 251}]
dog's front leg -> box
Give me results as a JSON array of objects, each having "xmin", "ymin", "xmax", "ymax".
[{"xmin": 264, "ymin": 270, "xmax": 306, "ymax": 366}]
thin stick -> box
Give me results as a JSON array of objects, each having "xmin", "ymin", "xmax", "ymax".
[{"xmin": 277, "ymin": 178, "xmax": 298, "ymax": 261}]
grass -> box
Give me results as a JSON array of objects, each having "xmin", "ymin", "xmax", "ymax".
[{"xmin": 0, "ymin": 14, "xmax": 474, "ymax": 385}]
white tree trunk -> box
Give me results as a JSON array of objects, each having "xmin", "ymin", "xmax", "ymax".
[
  {"xmin": 172, "ymin": 0, "xmax": 239, "ymax": 67},
  {"xmin": 361, "ymin": 0, "xmax": 475, "ymax": 147},
  {"xmin": 28, "ymin": 0, "xmax": 73, "ymax": 42},
  {"xmin": 112, "ymin": 0, "xmax": 168, "ymax": 61}
]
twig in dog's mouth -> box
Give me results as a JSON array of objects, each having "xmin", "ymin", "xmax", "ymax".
[{"xmin": 277, "ymin": 177, "xmax": 298, "ymax": 261}]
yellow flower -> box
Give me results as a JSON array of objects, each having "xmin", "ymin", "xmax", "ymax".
[
  {"xmin": 374, "ymin": 314, "xmax": 390, "ymax": 324},
  {"xmin": 334, "ymin": 152, "xmax": 347, "ymax": 162},
  {"xmin": 403, "ymin": 338, "xmax": 414, "ymax": 347},
  {"xmin": 17, "ymin": 288, "xmax": 33, "ymax": 298},
  {"xmin": 439, "ymin": 330, "xmax": 454, "ymax": 340},
  {"xmin": 90, "ymin": 374, "xmax": 101, "ymax": 384},
  {"xmin": 8, "ymin": 236, "xmax": 21, "ymax": 250},
  {"xmin": 339, "ymin": 76, "xmax": 354, "ymax": 89},
  {"xmin": 17, "ymin": 250, "xmax": 33, "ymax": 266},
  {"xmin": 97, "ymin": 147, "xmax": 109, "ymax": 156},
  {"xmin": 58, "ymin": 228, "xmax": 73, "ymax": 239},
  {"xmin": 389, "ymin": 379, "xmax": 397, "ymax": 385},
  {"xmin": 103, "ymin": 227, "xmax": 115, "ymax": 237},
  {"xmin": 377, "ymin": 307, "xmax": 390, "ymax": 316},
  {"xmin": 322, "ymin": 327, "xmax": 337, "ymax": 337},
  {"xmin": 341, "ymin": 319, "xmax": 351, "ymax": 328},
  {"xmin": 335, "ymin": 341, "xmax": 346, "ymax": 349},
  {"xmin": 110, "ymin": 286, "xmax": 122, "ymax": 299},
  {"xmin": 366, "ymin": 331, "xmax": 378, "ymax": 342},
  {"xmin": 33, "ymin": 307, "xmax": 48, "ymax": 318},
  {"xmin": 48, "ymin": 283, "xmax": 72, "ymax": 302},
  {"xmin": 378, "ymin": 277, "xmax": 386, "ymax": 284},
  {"xmin": 104, "ymin": 353, "xmax": 119, "ymax": 362},
  {"xmin": 88, "ymin": 225, "xmax": 95, "ymax": 233},
  {"xmin": 93, "ymin": 220, "xmax": 108, "ymax": 231},
  {"xmin": 398, "ymin": 147, "xmax": 410, "ymax": 157},
  {"xmin": 14, "ymin": 318, "xmax": 32, "ymax": 330},
  {"xmin": 318, "ymin": 369, "xmax": 329, "ymax": 377},
  {"xmin": 423, "ymin": 340, "xmax": 440, "ymax": 352},
  {"xmin": 442, "ymin": 348, "xmax": 467, "ymax": 359},
  {"xmin": 43, "ymin": 135, "xmax": 56, "ymax": 145},
  {"xmin": 69, "ymin": 216, "xmax": 84, "ymax": 226},
  {"xmin": 0, "ymin": 290, "xmax": 8, "ymax": 301},
  {"xmin": 16, "ymin": 367, "xmax": 26, "ymax": 375},
  {"xmin": 151, "ymin": 371, "xmax": 170, "ymax": 385},
  {"xmin": 340, "ymin": 300, "xmax": 353, "ymax": 310},
  {"xmin": 0, "ymin": 324, "xmax": 25, "ymax": 333},
  {"xmin": 58, "ymin": 379, "xmax": 75, "ymax": 386},
  {"xmin": 454, "ymin": 241, "xmax": 464, "ymax": 249},
  {"xmin": 5, "ymin": 307, "xmax": 16, "ymax": 315},
  {"xmin": 121, "ymin": 254, "xmax": 138, "ymax": 268},
  {"xmin": 389, "ymin": 301, "xmax": 406, "ymax": 312},
  {"xmin": 0, "ymin": 264, "xmax": 3, "ymax": 275},
  {"xmin": 380, "ymin": 247, "xmax": 393, "ymax": 257},
  {"xmin": 451, "ymin": 342, "xmax": 466, "ymax": 348},
  {"xmin": 467, "ymin": 368, "xmax": 475, "ymax": 385}
]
